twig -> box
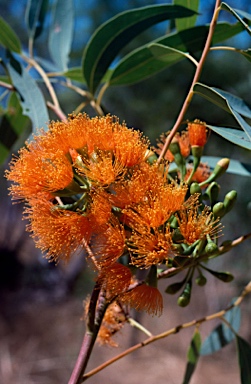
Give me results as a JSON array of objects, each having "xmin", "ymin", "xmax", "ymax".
[
  {"xmin": 82, "ymin": 281, "xmax": 251, "ymax": 381},
  {"xmin": 157, "ymin": 0, "xmax": 221, "ymax": 163},
  {"xmin": 68, "ymin": 283, "xmax": 107, "ymax": 384}
]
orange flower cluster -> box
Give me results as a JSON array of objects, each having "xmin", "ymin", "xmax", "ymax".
[{"xmin": 7, "ymin": 113, "xmax": 219, "ymax": 318}]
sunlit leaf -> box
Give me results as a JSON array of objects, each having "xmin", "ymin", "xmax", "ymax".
[
  {"xmin": 0, "ymin": 16, "xmax": 21, "ymax": 53},
  {"xmin": 236, "ymin": 335, "xmax": 251, "ymax": 384},
  {"xmin": 200, "ymin": 305, "xmax": 241, "ymax": 355},
  {"xmin": 82, "ymin": 4, "xmax": 197, "ymax": 94},
  {"xmin": 182, "ymin": 330, "xmax": 201, "ymax": 384},
  {"xmin": 174, "ymin": 0, "xmax": 199, "ymax": 31},
  {"xmin": 7, "ymin": 60, "xmax": 49, "ymax": 132},
  {"xmin": 221, "ymin": 3, "xmax": 251, "ymax": 34},
  {"xmin": 148, "ymin": 43, "xmax": 197, "ymax": 66},
  {"xmin": 109, "ymin": 22, "xmax": 243, "ymax": 86},
  {"xmin": 48, "ymin": 0, "xmax": 74, "ymax": 71},
  {"xmin": 25, "ymin": 0, "xmax": 49, "ymax": 40},
  {"xmin": 63, "ymin": 67, "xmax": 85, "ymax": 83},
  {"xmin": 213, "ymin": 88, "xmax": 251, "ymax": 119},
  {"xmin": 201, "ymin": 156, "xmax": 251, "ymax": 177}
]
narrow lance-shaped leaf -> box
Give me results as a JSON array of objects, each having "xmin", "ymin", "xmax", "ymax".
[
  {"xmin": 207, "ymin": 126, "xmax": 251, "ymax": 151},
  {"xmin": 7, "ymin": 61, "xmax": 49, "ymax": 132},
  {"xmin": 82, "ymin": 4, "xmax": 197, "ymax": 94},
  {"xmin": 182, "ymin": 330, "xmax": 201, "ymax": 384},
  {"xmin": 236, "ymin": 335, "xmax": 251, "ymax": 384},
  {"xmin": 221, "ymin": 2, "xmax": 251, "ymax": 35},
  {"xmin": 200, "ymin": 305, "xmax": 241, "ymax": 356},
  {"xmin": 48, "ymin": 0, "xmax": 74, "ymax": 71},
  {"xmin": 174, "ymin": 0, "xmax": 199, "ymax": 31},
  {"xmin": 25, "ymin": 0, "xmax": 49, "ymax": 40},
  {"xmin": 0, "ymin": 16, "xmax": 21, "ymax": 53},
  {"xmin": 148, "ymin": 43, "xmax": 197, "ymax": 66},
  {"xmin": 109, "ymin": 22, "xmax": 244, "ymax": 87}
]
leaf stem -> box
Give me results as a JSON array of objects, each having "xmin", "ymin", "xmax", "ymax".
[{"xmin": 157, "ymin": 0, "xmax": 221, "ymax": 163}]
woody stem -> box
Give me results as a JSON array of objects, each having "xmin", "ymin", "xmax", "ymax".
[
  {"xmin": 68, "ymin": 283, "xmax": 107, "ymax": 384},
  {"xmin": 157, "ymin": 0, "xmax": 221, "ymax": 163}
]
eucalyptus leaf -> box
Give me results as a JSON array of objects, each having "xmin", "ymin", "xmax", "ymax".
[
  {"xmin": 221, "ymin": 3, "xmax": 251, "ymax": 34},
  {"xmin": 182, "ymin": 330, "xmax": 201, "ymax": 384},
  {"xmin": 207, "ymin": 126, "xmax": 251, "ymax": 151},
  {"xmin": 200, "ymin": 305, "xmax": 241, "ymax": 355},
  {"xmin": 63, "ymin": 67, "xmax": 85, "ymax": 83},
  {"xmin": 49, "ymin": 0, "xmax": 74, "ymax": 71},
  {"xmin": 236, "ymin": 336, "xmax": 251, "ymax": 384},
  {"xmin": 82, "ymin": 4, "xmax": 197, "ymax": 94},
  {"xmin": 174, "ymin": 0, "xmax": 199, "ymax": 31},
  {"xmin": 0, "ymin": 16, "xmax": 21, "ymax": 53},
  {"xmin": 7, "ymin": 61, "xmax": 49, "ymax": 133},
  {"xmin": 109, "ymin": 22, "xmax": 243, "ymax": 86},
  {"xmin": 25, "ymin": 0, "xmax": 49, "ymax": 40},
  {"xmin": 148, "ymin": 43, "xmax": 197, "ymax": 66}
]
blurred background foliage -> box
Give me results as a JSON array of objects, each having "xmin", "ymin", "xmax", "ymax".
[{"xmin": 0, "ymin": 1, "xmax": 251, "ymax": 382}]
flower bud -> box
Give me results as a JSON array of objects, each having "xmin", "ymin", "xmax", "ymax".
[
  {"xmin": 190, "ymin": 182, "xmax": 202, "ymax": 195},
  {"xmin": 177, "ymin": 281, "xmax": 192, "ymax": 307},
  {"xmin": 195, "ymin": 274, "xmax": 207, "ymax": 286},
  {"xmin": 204, "ymin": 182, "xmax": 220, "ymax": 205},
  {"xmin": 199, "ymin": 158, "xmax": 230, "ymax": 187},
  {"xmin": 213, "ymin": 202, "xmax": 226, "ymax": 218},
  {"xmin": 205, "ymin": 241, "xmax": 219, "ymax": 256},
  {"xmin": 223, "ymin": 190, "xmax": 237, "ymax": 213}
]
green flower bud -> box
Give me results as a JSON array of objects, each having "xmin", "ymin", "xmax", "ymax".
[
  {"xmin": 190, "ymin": 182, "xmax": 202, "ymax": 195},
  {"xmin": 177, "ymin": 281, "xmax": 192, "ymax": 307},
  {"xmin": 206, "ymin": 268, "xmax": 234, "ymax": 283},
  {"xmin": 200, "ymin": 158, "xmax": 230, "ymax": 187},
  {"xmin": 205, "ymin": 241, "xmax": 219, "ymax": 256},
  {"xmin": 195, "ymin": 275, "xmax": 207, "ymax": 286},
  {"xmin": 223, "ymin": 190, "xmax": 237, "ymax": 213},
  {"xmin": 204, "ymin": 182, "xmax": 220, "ymax": 204},
  {"xmin": 213, "ymin": 202, "xmax": 226, "ymax": 218}
]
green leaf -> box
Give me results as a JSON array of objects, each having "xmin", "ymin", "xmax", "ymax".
[
  {"xmin": 174, "ymin": 0, "xmax": 199, "ymax": 31},
  {"xmin": 7, "ymin": 60, "xmax": 49, "ymax": 133},
  {"xmin": 148, "ymin": 43, "xmax": 197, "ymax": 66},
  {"xmin": 182, "ymin": 330, "xmax": 201, "ymax": 384},
  {"xmin": 109, "ymin": 22, "xmax": 244, "ymax": 86},
  {"xmin": 0, "ymin": 16, "xmax": 21, "ymax": 53},
  {"xmin": 48, "ymin": 0, "xmax": 74, "ymax": 71},
  {"xmin": 193, "ymin": 84, "xmax": 251, "ymax": 141},
  {"xmin": 236, "ymin": 336, "xmax": 251, "ymax": 384},
  {"xmin": 63, "ymin": 67, "xmax": 85, "ymax": 83},
  {"xmin": 25, "ymin": 0, "xmax": 49, "ymax": 40},
  {"xmin": 0, "ymin": 93, "xmax": 30, "ymax": 165},
  {"xmin": 200, "ymin": 305, "xmax": 241, "ymax": 355},
  {"xmin": 221, "ymin": 3, "xmax": 251, "ymax": 35},
  {"xmin": 82, "ymin": 4, "xmax": 197, "ymax": 94},
  {"xmin": 0, "ymin": 142, "xmax": 9, "ymax": 165},
  {"xmin": 201, "ymin": 156, "xmax": 251, "ymax": 177},
  {"xmin": 207, "ymin": 126, "xmax": 251, "ymax": 151}
]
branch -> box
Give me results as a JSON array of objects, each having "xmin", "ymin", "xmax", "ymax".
[
  {"xmin": 157, "ymin": 0, "xmax": 221, "ymax": 163},
  {"xmin": 82, "ymin": 281, "xmax": 251, "ymax": 381}
]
